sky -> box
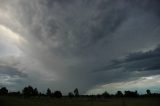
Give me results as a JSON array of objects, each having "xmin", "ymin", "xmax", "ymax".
[{"xmin": 0, "ymin": 0, "xmax": 160, "ymax": 95}]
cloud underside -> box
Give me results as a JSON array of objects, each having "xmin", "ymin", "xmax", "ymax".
[
  {"xmin": 96, "ymin": 45, "xmax": 160, "ymax": 72},
  {"xmin": 0, "ymin": 0, "xmax": 160, "ymax": 94}
]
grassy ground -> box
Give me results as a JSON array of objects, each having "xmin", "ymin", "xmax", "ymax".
[{"xmin": 0, "ymin": 96, "xmax": 160, "ymax": 106}]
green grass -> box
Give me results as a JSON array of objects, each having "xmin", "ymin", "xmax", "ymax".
[{"xmin": 0, "ymin": 96, "xmax": 160, "ymax": 106}]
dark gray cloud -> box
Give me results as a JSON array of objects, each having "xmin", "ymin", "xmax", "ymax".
[
  {"xmin": 0, "ymin": 57, "xmax": 28, "ymax": 90},
  {"xmin": 0, "ymin": 66, "xmax": 26, "ymax": 77},
  {"xmin": 14, "ymin": 0, "xmax": 128, "ymax": 55},
  {"xmin": 0, "ymin": 0, "xmax": 160, "ymax": 94},
  {"xmin": 105, "ymin": 45, "xmax": 160, "ymax": 72}
]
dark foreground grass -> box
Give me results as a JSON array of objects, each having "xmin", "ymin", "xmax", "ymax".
[{"xmin": 0, "ymin": 96, "xmax": 160, "ymax": 106}]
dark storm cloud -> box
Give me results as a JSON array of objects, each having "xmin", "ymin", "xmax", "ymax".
[
  {"xmin": 15, "ymin": 0, "xmax": 129, "ymax": 55},
  {"xmin": 0, "ymin": 65, "xmax": 26, "ymax": 77},
  {"xmin": 0, "ymin": 57, "xmax": 28, "ymax": 90},
  {"xmin": 0, "ymin": 57, "xmax": 27, "ymax": 78},
  {"xmin": 96, "ymin": 45, "xmax": 160, "ymax": 73},
  {"xmin": 15, "ymin": 0, "xmax": 160, "ymax": 56},
  {"xmin": 1, "ymin": 0, "xmax": 160, "ymax": 93}
]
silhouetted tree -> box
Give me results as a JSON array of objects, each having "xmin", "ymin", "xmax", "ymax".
[
  {"xmin": 53, "ymin": 91, "xmax": 62, "ymax": 98},
  {"xmin": 33, "ymin": 88, "xmax": 38, "ymax": 96},
  {"xmin": 22, "ymin": 85, "xmax": 34, "ymax": 97},
  {"xmin": 2, "ymin": 85, "xmax": 159, "ymax": 98},
  {"xmin": 102, "ymin": 91, "xmax": 110, "ymax": 97},
  {"xmin": 146, "ymin": 89, "xmax": 151, "ymax": 95},
  {"xmin": 46, "ymin": 88, "xmax": 52, "ymax": 96},
  {"xmin": 39, "ymin": 92, "xmax": 45, "ymax": 96},
  {"xmin": 124, "ymin": 90, "xmax": 139, "ymax": 97},
  {"xmin": 8, "ymin": 91, "xmax": 21, "ymax": 96},
  {"xmin": 96, "ymin": 94, "xmax": 101, "ymax": 98},
  {"xmin": 74, "ymin": 88, "xmax": 79, "ymax": 97},
  {"xmin": 0, "ymin": 87, "xmax": 8, "ymax": 95},
  {"xmin": 116, "ymin": 91, "xmax": 123, "ymax": 97},
  {"xmin": 68, "ymin": 92, "xmax": 74, "ymax": 98}
]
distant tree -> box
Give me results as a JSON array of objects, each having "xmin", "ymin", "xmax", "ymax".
[
  {"xmin": 8, "ymin": 91, "xmax": 21, "ymax": 96},
  {"xmin": 0, "ymin": 87, "xmax": 8, "ymax": 95},
  {"xmin": 102, "ymin": 91, "xmax": 110, "ymax": 97},
  {"xmin": 22, "ymin": 87, "xmax": 28, "ymax": 96},
  {"xmin": 22, "ymin": 85, "xmax": 34, "ymax": 96},
  {"xmin": 39, "ymin": 92, "xmax": 45, "ymax": 96},
  {"xmin": 135, "ymin": 90, "xmax": 139, "ymax": 97},
  {"xmin": 146, "ymin": 89, "xmax": 151, "ymax": 95},
  {"xmin": 33, "ymin": 88, "xmax": 38, "ymax": 96},
  {"xmin": 74, "ymin": 88, "xmax": 79, "ymax": 97},
  {"xmin": 53, "ymin": 91, "xmax": 62, "ymax": 98},
  {"xmin": 124, "ymin": 90, "xmax": 139, "ymax": 97},
  {"xmin": 46, "ymin": 88, "xmax": 52, "ymax": 96},
  {"xmin": 116, "ymin": 91, "xmax": 123, "ymax": 97},
  {"xmin": 96, "ymin": 94, "xmax": 101, "ymax": 98},
  {"xmin": 68, "ymin": 92, "xmax": 74, "ymax": 98}
]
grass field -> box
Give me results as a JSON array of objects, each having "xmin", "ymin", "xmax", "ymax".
[{"xmin": 0, "ymin": 96, "xmax": 160, "ymax": 106}]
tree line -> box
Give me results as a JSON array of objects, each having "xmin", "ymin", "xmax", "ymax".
[
  {"xmin": 0, "ymin": 86, "xmax": 79, "ymax": 98},
  {"xmin": 0, "ymin": 86, "xmax": 160, "ymax": 98}
]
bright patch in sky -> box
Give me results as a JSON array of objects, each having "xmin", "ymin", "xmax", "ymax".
[
  {"xmin": 0, "ymin": 25, "xmax": 26, "ymax": 45},
  {"xmin": 0, "ymin": 25, "xmax": 26, "ymax": 56},
  {"xmin": 87, "ymin": 75, "xmax": 160, "ymax": 94}
]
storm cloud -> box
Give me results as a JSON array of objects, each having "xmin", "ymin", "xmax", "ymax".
[
  {"xmin": 0, "ymin": 0, "xmax": 160, "ymax": 94},
  {"xmin": 96, "ymin": 45, "xmax": 160, "ymax": 72}
]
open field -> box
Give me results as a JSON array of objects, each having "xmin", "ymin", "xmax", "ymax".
[{"xmin": 0, "ymin": 96, "xmax": 160, "ymax": 106}]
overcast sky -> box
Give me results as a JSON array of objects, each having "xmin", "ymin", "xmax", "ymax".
[{"xmin": 0, "ymin": 0, "xmax": 160, "ymax": 94}]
